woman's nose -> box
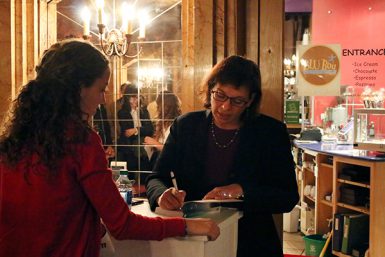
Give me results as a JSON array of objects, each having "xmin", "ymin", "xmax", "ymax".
[{"xmin": 221, "ymin": 98, "xmax": 232, "ymax": 110}]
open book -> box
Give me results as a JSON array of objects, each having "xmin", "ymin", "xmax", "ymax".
[{"xmin": 155, "ymin": 199, "xmax": 243, "ymax": 218}]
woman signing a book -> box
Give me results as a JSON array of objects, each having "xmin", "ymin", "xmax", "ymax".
[{"xmin": 146, "ymin": 55, "xmax": 299, "ymax": 257}]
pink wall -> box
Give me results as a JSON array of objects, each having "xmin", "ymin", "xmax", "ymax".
[{"xmin": 311, "ymin": 0, "xmax": 385, "ymax": 125}]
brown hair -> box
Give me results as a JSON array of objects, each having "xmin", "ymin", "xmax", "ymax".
[
  {"xmin": 199, "ymin": 55, "xmax": 262, "ymax": 121},
  {"xmin": 154, "ymin": 91, "xmax": 181, "ymax": 140}
]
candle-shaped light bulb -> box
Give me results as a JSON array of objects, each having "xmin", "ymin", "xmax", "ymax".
[
  {"xmin": 121, "ymin": 2, "xmax": 135, "ymax": 34},
  {"xmin": 96, "ymin": 0, "xmax": 104, "ymax": 25},
  {"xmin": 302, "ymin": 28, "xmax": 310, "ymax": 45},
  {"xmin": 138, "ymin": 10, "xmax": 149, "ymax": 39},
  {"xmin": 81, "ymin": 7, "xmax": 91, "ymax": 36}
]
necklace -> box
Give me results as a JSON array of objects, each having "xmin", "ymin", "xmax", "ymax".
[{"xmin": 211, "ymin": 119, "xmax": 240, "ymax": 149}]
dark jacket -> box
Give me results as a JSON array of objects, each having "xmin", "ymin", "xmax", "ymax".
[
  {"xmin": 146, "ymin": 110, "xmax": 299, "ymax": 257},
  {"xmin": 117, "ymin": 107, "xmax": 154, "ymax": 171},
  {"xmin": 117, "ymin": 107, "xmax": 154, "ymax": 145}
]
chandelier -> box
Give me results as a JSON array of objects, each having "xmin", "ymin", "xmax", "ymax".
[{"xmin": 81, "ymin": 0, "xmax": 148, "ymax": 57}]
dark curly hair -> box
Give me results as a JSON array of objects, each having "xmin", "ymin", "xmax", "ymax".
[
  {"xmin": 199, "ymin": 55, "xmax": 262, "ymax": 121},
  {"xmin": 0, "ymin": 39, "xmax": 109, "ymax": 173}
]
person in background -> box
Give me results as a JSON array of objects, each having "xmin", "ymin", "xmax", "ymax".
[
  {"xmin": 0, "ymin": 39, "xmax": 219, "ymax": 257},
  {"xmin": 117, "ymin": 84, "xmax": 154, "ymax": 172},
  {"xmin": 117, "ymin": 83, "xmax": 128, "ymax": 108},
  {"xmin": 146, "ymin": 98, "xmax": 158, "ymax": 120},
  {"xmin": 93, "ymin": 104, "xmax": 115, "ymax": 160},
  {"xmin": 144, "ymin": 91, "xmax": 182, "ymax": 168},
  {"xmin": 105, "ymin": 82, "xmax": 129, "ymax": 155},
  {"xmin": 146, "ymin": 55, "xmax": 299, "ymax": 257}
]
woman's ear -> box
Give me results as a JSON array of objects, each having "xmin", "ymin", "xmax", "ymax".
[{"xmin": 247, "ymin": 93, "xmax": 255, "ymax": 107}]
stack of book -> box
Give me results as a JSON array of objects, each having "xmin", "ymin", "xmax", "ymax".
[{"xmin": 332, "ymin": 213, "xmax": 369, "ymax": 255}]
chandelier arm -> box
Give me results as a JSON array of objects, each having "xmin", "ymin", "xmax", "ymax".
[
  {"xmin": 106, "ymin": 43, "xmax": 115, "ymax": 56},
  {"xmin": 124, "ymin": 46, "xmax": 143, "ymax": 58},
  {"xmin": 99, "ymin": 36, "xmax": 109, "ymax": 56},
  {"xmin": 114, "ymin": 42, "xmax": 125, "ymax": 57}
]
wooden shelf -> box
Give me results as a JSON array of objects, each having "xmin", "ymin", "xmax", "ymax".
[
  {"xmin": 319, "ymin": 162, "xmax": 333, "ymax": 169},
  {"xmin": 286, "ymin": 123, "xmax": 302, "ymax": 129},
  {"xmin": 337, "ymin": 179, "xmax": 370, "ymax": 188},
  {"xmin": 320, "ymin": 199, "xmax": 333, "ymax": 207},
  {"xmin": 337, "ymin": 202, "xmax": 370, "ymax": 215},
  {"xmin": 304, "ymin": 195, "xmax": 315, "ymax": 202},
  {"xmin": 332, "ymin": 250, "xmax": 352, "ymax": 257},
  {"xmin": 294, "ymin": 148, "xmax": 385, "ymax": 256}
]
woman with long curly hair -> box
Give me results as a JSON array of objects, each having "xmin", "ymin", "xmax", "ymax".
[
  {"xmin": 0, "ymin": 39, "xmax": 219, "ymax": 257},
  {"xmin": 144, "ymin": 91, "xmax": 182, "ymax": 167}
]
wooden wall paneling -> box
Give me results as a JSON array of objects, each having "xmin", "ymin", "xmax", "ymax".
[
  {"xmin": 26, "ymin": 0, "xmax": 39, "ymax": 81},
  {"xmin": 245, "ymin": 0, "xmax": 259, "ymax": 64},
  {"xmin": 193, "ymin": 0, "xmax": 214, "ymax": 109},
  {"xmin": 47, "ymin": 2, "xmax": 57, "ymax": 50},
  {"xmin": 214, "ymin": 0, "xmax": 225, "ymax": 63},
  {"xmin": 38, "ymin": 0, "xmax": 58, "ymax": 56},
  {"xmin": 181, "ymin": 0, "xmax": 195, "ymax": 112},
  {"xmin": 15, "ymin": 0, "xmax": 28, "ymax": 94},
  {"xmin": 259, "ymin": 0, "xmax": 284, "ymax": 121},
  {"xmin": 224, "ymin": 0, "xmax": 246, "ymax": 57},
  {"xmin": 0, "ymin": 0, "xmax": 58, "ymax": 123},
  {"xmin": 370, "ymin": 162, "xmax": 385, "ymax": 256},
  {"xmin": 259, "ymin": 0, "xmax": 284, "ymax": 245},
  {"xmin": 225, "ymin": 0, "xmax": 236, "ymax": 55},
  {"xmin": 235, "ymin": 0, "xmax": 246, "ymax": 56},
  {"xmin": 38, "ymin": 1, "xmax": 48, "ymax": 56},
  {"xmin": 181, "ymin": 0, "xmax": 215, "ymax": 112},
  {"xmin": 0, "ymin": 0, "xmax": 15, "ymax": 121}
]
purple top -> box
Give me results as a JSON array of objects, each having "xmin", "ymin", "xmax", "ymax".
[{"xmin": 203, "ymin": 123, "xmax": 240, "ymax": 190}]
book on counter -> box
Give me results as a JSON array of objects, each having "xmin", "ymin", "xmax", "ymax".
[
  {"xmin": 155, "ymin": 199, "xmax": 243, "ymax": 218},
  {"xmin": 340, "ymin": 213, "xmax": 369, "ymax": 255}
]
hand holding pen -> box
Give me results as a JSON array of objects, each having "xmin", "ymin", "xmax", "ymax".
[{"xmin": 157, "ymin": 171, "xmax": 186, "ymax": 210}]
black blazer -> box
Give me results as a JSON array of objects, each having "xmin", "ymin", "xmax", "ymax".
[
  {"xmin": 146, "ymin": 110, "xmax": 299, "ymax": 257},
  {"xmin": 117, "ymin": 107, "xmax": 154, "ymax": 146}
]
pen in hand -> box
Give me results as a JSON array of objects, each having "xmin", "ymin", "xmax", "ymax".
[
  {"xmin": 170, "ymin": 171, "xmax": 179, "ymax": 190},
  {"xmin": 157, "ymin": 171, "xmax": 185, "ymax": 210}
]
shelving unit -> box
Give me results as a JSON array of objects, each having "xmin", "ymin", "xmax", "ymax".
[
  {"xmin": 298, "ymin": 149, "xmax": 317, "ymax": 235},
  {"xmin": 295, "ymin": 143, "xmax": 385, "ymax": 257},
  {"xmin": 315, "ymin": 154, "xmax": 334, "ymax": 235}
]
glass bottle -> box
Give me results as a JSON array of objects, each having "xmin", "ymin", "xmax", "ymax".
[{"xmin": 115, "ymin": 171, "xmax": 133, "ymax": 208}]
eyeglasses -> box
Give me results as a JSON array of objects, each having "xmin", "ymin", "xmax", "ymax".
[{"xmin": 211, "ymin": 90, "xmax": 249, "ymax": 107}]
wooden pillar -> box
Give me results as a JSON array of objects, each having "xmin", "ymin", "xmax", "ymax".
[
  {"xmin": 181, "ymin": 0, "xmax": 214, "ymax": 112},
  {"xmin": 15, "ymin": 0, "xmax": 28, "ymax": 94},
  {"xmin": 26, "ymin": 0, "xmax": 39, "ymax": 81},
  {"xmin": 258, "ymin": 0, "xmax": 284, "ymax": 121},
  {"xmin": 0, "ymin": 1, "xmax": 15, "ymax": 122}
]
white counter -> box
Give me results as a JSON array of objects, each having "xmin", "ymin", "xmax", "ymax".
[{"xmin": 110, "ymin": 199, "xmax": 242, "ymax": 257}]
